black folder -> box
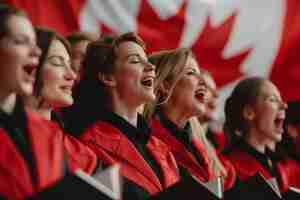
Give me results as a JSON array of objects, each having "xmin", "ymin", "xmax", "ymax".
[
  {"xmin": 150, "ymin": 175, "xmax": 222, "ymax": 200},
  {"xmin": 28, "ymin": 165, "xmax": 121, "ymax": 200},
  {"xmin": 224, "ymin": 173, "xmax": 282, "ymax": 200},
  {"xmin": 28, "ymin": 174, "xmax": 113, "ymax": 200},
  {"xmin": 283, "ymin": 186, "xmax": 300, "ymax": 200}
]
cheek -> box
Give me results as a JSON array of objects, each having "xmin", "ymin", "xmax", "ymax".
[
  {"xmin": 42, "ymin": 68, "xmax": 62, "ymax": 85},
  {"xmin": 118, "ymin": 67, "xmax": 141, "ymax": 86},
  {"xmin": 41, "ymin": 69, "xmax": 61, "ymax": 94}
]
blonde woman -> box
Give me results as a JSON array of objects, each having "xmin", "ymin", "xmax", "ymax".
[{"xmin": 145, "ymin": 48, "xmax": 236, "ymax": 190}]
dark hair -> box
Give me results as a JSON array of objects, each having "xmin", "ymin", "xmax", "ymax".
[
  {"xmin": 66, "ymin": 31, "xmax": 99, "ymax": 46},
  {"xmin": 64, "ymin": 32, "xmax": 146, "ymax": 135},
  {"xmin": 284, "ymin": 101, "xmax": 300, "ymax": 125},
  {"xmin": 223, "ymin": 76, "xmax": 266, "ymax": 147},
  {"xmin": 34, "ymin": 27, "xmax": 71, "ymax": 97},
  {"xmin": 277, "ymin": 101, "xmax": 300, "ymax": 161},
  {"xmin": 0, "ymin": 4, "xmax": 26, "ymax": 39}
]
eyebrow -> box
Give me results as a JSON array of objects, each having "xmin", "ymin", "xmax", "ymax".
[
  {"xmin": 7, "ymin": 32, "xmax": 36, "ymax": 43},
  {"xmin": 47, "ymin": 55, "xmax": 71, "ymax": 63},
  {"xmin": 126, "ymin": 53, "xmax": 141, "ymax": 59}
]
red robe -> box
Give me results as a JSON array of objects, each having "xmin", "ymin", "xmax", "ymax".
[
  {"xmin": 0, "ymin": 110, "xmax": 65, "ymax": 199},
  {"xmin": 150, "ymin": 117, "xmax": 236, "ymax": 190},
  {"xmin": 80, "ymin": 120, "xmax": 180, "ymax": 195},
  {"xmin": 63, "ymin": 134, "xmax": 97, "ymax": 174},
  {"xmin": 225, "ymin": 147, "xmax": 300, "ymax": 192}
]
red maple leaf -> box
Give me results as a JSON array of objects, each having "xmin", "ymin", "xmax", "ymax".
[
  {"xmin": 99, "ymin": 23, "xmax": 116, "ymax": 36},
  {"xmin": 136, "ymin": 0, "xmax": 187, "ymax": 53},
  {"xmin": 192, "ymin": 12, "xmax": 252, "ymax": 88}
]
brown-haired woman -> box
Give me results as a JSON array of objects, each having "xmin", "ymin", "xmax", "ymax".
[
  {"xmin": 65, "ymin": 32, "xmax": 180, "ymax": 200},
  {"xmin": 66, "ymin": 31, "xmax": 99, "ymax": 82},
  {"xmin": 223, "ymin": 76, "xmax": 300, "ymax": 192},
  {"xmin": 145, "ymin": 48, "xmax": 236, "ymax": 190},
  {"xmin": 24, "ymin": 27, "xmax": 98, "ymax": 175},
  {"xmin": 0, "ymin": 4, "xmax": 69, "ymax": 199}
]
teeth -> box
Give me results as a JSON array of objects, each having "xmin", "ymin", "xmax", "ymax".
[{"xmin": 141, "ymin": 77, "xmax": 153, "ymax": 87}]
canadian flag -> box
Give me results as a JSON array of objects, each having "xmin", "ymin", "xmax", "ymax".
[{"xmin": 5, "ymin": 0, "xmax": 300, "ymax": 121}]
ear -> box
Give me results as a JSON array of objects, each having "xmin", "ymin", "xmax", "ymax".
[
  {"xmin": 243, "ymin": 104, "xmax": 255, "ymax": 121},
  {"xmin": 98, "ymin": 72, "xmax": 116, "ymax": 87}
]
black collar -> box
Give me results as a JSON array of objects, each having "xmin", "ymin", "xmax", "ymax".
[
  {"xmin": 99, "ymin": 111, "xmax": 151, "ymax": 145},
  {"xmin": 239, "ymin": 140, "xmax": 280, "ymax": 171},
  {"xmin": 156, "ymin": 109, "xmax": 193, "ymax": 148},
  {"xmin": 0, "ymin": 98, "xmax": 27, "ymax": 131}
]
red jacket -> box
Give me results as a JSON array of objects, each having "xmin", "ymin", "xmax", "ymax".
[
  {"xmin": 150, "ymin": 117, "xmax": 236, "ymax": 190},
  {"xmin": 0, "ymin": 111, "xmax": 65, "ymax": 199},
  {"xmin": 64, "ymin": 134, "xmax": 97, "ymax": 174},
  {"xmin": 80, "ymin": 120, "xmax": 180, "ymax": 195},
  {"xmin": 225, "ymin": 147, "xmax": 300, "ymax": 192}
]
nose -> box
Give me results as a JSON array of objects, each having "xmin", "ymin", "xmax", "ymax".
[
  {"xmin": 30, "ymin": 44, "xmax": 41, "ymax": 62},
  {"xmin": 144, "ymin": 60, "xmax": 155, "ymax": 72},
  {"xmin": 65, "ymin": 66, "xmax": 77, "ymax": 81},
  {"xmin": 281, "ymin": 101, "xmax": 288, "ymax": 110}
]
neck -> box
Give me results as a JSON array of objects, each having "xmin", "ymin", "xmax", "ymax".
[
  {"xmin": 36, "ymin": 106, "xmax": 52, "ymax": 120},
  {"xmin": 161, "ymin": 105, "xmax": 190, "ymax": 129},
  {"xmin": 200, "ymin": 121, "xmax": 209, "ymax": 134},
  {"xmin": 245, "ymin": 131, "xmax": 269, "ymax": 154},
  {"xmin": 111, "ymin": 97, "xmax": 139, "ymax": 127},
  {"xmin": 24, "ymin": 96, "xmax": 52, "ymax": 120},
  {"xmin": 0, "ymin": 93, "xmax": 17, "ymax": 114}
]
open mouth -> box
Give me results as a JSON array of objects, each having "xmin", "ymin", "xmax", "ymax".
[
  {"xmin": 141, "ymin": 77, "xmax": 154, "ymax": 88},
  {"xmin": 23, "ymin": 64, "xmax": 36, "ymax": 76},
  {"xmin": 195, "ymin": 89, "xmax": 206, "ymax": 103},
  {"xmin": 274, "ymin": 115, "xmax": 285, "ymax": 130}
]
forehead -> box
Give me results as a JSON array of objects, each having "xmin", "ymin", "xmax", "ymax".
[
  {"xmin": 203, "ymin": 73, "xmax": 216, "ymax": 90},
  {"xmin": 48, "ymin": 39, "xmax": 70, "ymax": 58},
  {"xmin": 115, "ymin": 41, "xmax": 146, "ymax": 59},
  {"xmin": 6, "ymin": 15, "xmax": 34, "ymax": 38},
  {"xmin": 259, "ymin": 80, "xmax": 281, "ymax": 97},
  {"xmin": 185, "ymin": 56, "xmax": 200, "ymax": 71}
]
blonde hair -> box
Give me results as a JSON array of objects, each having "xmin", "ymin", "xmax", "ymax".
[
  {"xmin": 144, "ymin": 48, "xmax": 192, "ymax": 121},
  {"xmin": 145, "ymin": 48, "xmax": 227, "ymax": 178},
  {"xmin": 189, "ymin": 117, "xmax": 227, "ymax": 178}
]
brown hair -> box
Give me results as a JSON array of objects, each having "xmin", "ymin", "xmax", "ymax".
[
  {"xmin": 223, "ymin": 76, "xmax": 266, "ymax": 147},
  {"xmin": 66, "ymin": 31, "xmax": 99, "ymax": 46},
  {"xmin": 65, "ymin": 32, "xmax": 146, "ymax": 135},
  {"xmin": 0, "ymin": 4, "xmax": 26, "ymax": 39},
  {"xmin": 34, "ymin": 27, "xmax": 71, "ymax": 97}
]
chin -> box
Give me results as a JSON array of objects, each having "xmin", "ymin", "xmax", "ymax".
[
  {"xmin": 53, "ymin": 98, "xmax": 73, "ymax": 108},
  {"xmin": 194, "ymin": 105, "xmax": 206, "ymax": 116},
  {"xmin": 143, "ymin": 93, "xmax": 156, "ymax": 103},
  {"xmin": 20, "ymin": 85, "xmax": 33, "ymax": 96},
  {"xmin": 272, "ymin": 134, "xmax": 283, "ymax": 143}
]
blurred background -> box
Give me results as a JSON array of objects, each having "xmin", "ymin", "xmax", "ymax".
[{"xmin": 5, "ymin": 0, "xmax": 300, "ymax": 129}]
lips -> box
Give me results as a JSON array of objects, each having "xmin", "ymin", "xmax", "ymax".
[
  {"xmin": 23, "ymin": 64, "xmax": 36, "ymax": 76},
  {"xmin": 141, "ymin": 76, "xmax": 154, "ymax": 88},
  {"xmin": 60, "ymin": 85, "xmax": 73, "ymax": 95},
  {"xmin": 274, "ymin": 113, "xmax": 285, "ymax": 132},
  {"xmin": 195, "ymin": 88, "xmax": 207, "ymax": 103}
]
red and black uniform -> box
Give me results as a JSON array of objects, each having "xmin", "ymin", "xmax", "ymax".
[
  {"xmin": 206, "ymin": 128, "xmax": 226, "ymax": 152},
  {"xmin": 224, "ymin": 140, "xmax": 300, "ymax": 192},
  {"xmin": 63, "ymin": 134, "xmax": 98, "ymax": 174},
  {"xmin": 51, "ymin": 112, "xmax": 98, "ymax": 175},
  {"xmin": 80, "ymin": 111, "xmax": 180, "ymax": 200},
  {"xmin": 150, "ymin": 111, "xmax": 236, "ymax": 190},
  {"xmin": 0, "ymin": 100, "xmax": 66, "ymax": 199}
]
